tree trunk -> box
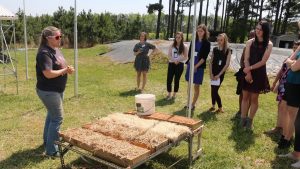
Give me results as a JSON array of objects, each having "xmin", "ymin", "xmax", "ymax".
[
  {"xmin": 167, "ymin": 0, "xmax": 171, "ymax": 38},
  {"xmin": 223, "ymin": 0, "xmax": 228, "ymax": 31},
  {"xmin": 205, "ymin": 0, "xmax": 209, "ymax": 25},
  {"xmin": 277, "ymin": 0, "xmax": 285, "ymax": 34},
  {"xmin": 259, "ymin": 0, "xmax": 264, "ymax": 21},
  {"xmin": 221, "ymin": 0, "xmax": 225, "ymax": 31},
  {"xmin": 156, "ymin": 0, "xmax": 163, "ymax": 39},
  {"xmin": 249, "ymin": 1, "xmax": 254, "ymax": 32},
  {"xmin": 198, "ymin": 0, "xmax": 204, "ymax": 25},
  {"xmin": 186, "ymin": 1, "xmax": 192, "ymax": 41},
  {"xmin": 214, "ymin": 0, "xmax": 220, "ymax": 31},
  {"xmin": 225, "ymin": 0, "xmax": 231, "ymax": 32},
  {"xmin": 170, "ymin": 0, "xmax": 176, "ymax": 37},
  {"xmin": 180, "ymin": 4, "xmax": 184, "ymax": 31},
  {"xmin": 255, "ymin": 0, "xmax": 259, "ymax": 25},
  {"xmin": 273, "ymin": 0, "xmax": 281, "ymax": 35},
  {"xmin": 174, "ymin": 0, "xmax": 181, "ymax": 37},
  {"xmin": 281, "ymin": 0, "xmax": 291, "ymax": 34}
]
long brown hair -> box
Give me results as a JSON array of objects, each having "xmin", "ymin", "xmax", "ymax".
[
  {"xmin": 173, "ymin": 32, "xmax": 185, "ymax": 55},
  {"xmin": 254, "ymin": 20, "xmax": 270, "ymax": 49},
  {"xmin": 38, "ymin": 26, "xmax": 60, "ymax": 51},
  {"xmin": 196, "ymin": 24, "xmax": 209, "ymax": 41}
]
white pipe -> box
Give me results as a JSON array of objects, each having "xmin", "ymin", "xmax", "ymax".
[
  {"xmin": 23, "ymin": 0, "xmax": 28, "ymax": 80},
  {"xmin": 187, "ymin": 0, "xmax": 198, "ymax": 118},
  {"xmin": 74, "ymin": 0, "xmax": 78, "ymax": 96}
]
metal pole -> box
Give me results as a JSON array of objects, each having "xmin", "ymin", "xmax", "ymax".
[
  {"xmin": 23, "ymin": 0, "xmax": 29, "ymax": 80},
  {"xmin": 187, "ymin": 0, "xmax": 198, "ymax": 118},
  {"xmin": 13, "ymin": 20, "xmax": 18, "ymax": 94},
  {"xmin": 74, "ymin": 0, "xmax": 78, "ymax": 96}
]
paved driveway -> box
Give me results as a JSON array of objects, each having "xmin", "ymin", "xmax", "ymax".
[{"xmin": 103, "ymin": 40, "xmax": 293, "ymax": 75}]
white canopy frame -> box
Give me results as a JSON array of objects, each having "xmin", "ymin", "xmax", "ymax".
[
  {"xmin": 187, "ymin": 0, "xmax": 199, "ymax": 118},
  {"xmin": 0, "ymin": 5, "xmax": 18, "ymax": 94}
]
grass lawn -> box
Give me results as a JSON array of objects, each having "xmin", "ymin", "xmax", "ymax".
[{"xmin": 0, "ymin": 45, "xmax": 295, "ymax": 169}]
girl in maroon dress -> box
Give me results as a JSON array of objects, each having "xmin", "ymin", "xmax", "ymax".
[{"xmin": 240, "ymin": 20, "xmax": 273, "ymax": 129}]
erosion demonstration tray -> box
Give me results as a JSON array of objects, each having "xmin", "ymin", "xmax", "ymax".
[
  {"xmin": 125, "ymin": 111, "xmax": 202, "ymax": 130},
  {"xmin": 56, "ymin": 112, "xmax": 203, "ymax": 169}
]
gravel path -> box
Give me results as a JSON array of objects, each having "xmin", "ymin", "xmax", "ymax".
[{"xmin": 103, "ymin": 40, "xmax": 293, "ymax": 75}]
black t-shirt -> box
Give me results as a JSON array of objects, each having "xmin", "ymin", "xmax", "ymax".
[
  {"xmin": 212, "ymin": 47, "xmax": 231, "ymax": 76},
  {"xmin": 36, "ymin": 45, "xmax": 67, "ymax": 93}
]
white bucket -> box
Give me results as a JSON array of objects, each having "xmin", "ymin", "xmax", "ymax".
[{"xmin": 135, "ymin": 94, "xmax": 156, "ymax": 115}]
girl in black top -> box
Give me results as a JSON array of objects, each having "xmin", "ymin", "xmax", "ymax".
[
  {"xmin": 166, "ymin": 32, "xmax": 188, "ymax": 100},
  {"xmin": 209, "ymin": 33, "xmax": 231, "ymax": 113}
]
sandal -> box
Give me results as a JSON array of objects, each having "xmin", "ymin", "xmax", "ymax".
[
  {"xmin": 216, "ymin": 108, "xmax": 224, "ymax": 113},
  {"xmin": 166, "ymin": 95, "xmax": 172, "ymax": 100},
  {"xmin": 208, "ymin": 107, "xmax": 215, "ymax": 112}
]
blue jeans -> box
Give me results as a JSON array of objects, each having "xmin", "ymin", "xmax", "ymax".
[{"xmin": 36, "ymin": 88, "xmax": 63, "ymax": 155}]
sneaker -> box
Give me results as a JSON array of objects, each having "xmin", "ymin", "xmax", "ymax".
[
  {"xmin": 245, "ymin": 118, "xmax": 253, "ymax": 130},
  {"xmin": 291, "ymin": 160, "xmax": 300, "ymax": 168},
  {"xmin": 278, "ymin": 152, "xmax": 300, "ymax": 160},
  {"xmin": 43, "ymin": 152, "xmax": 60, "ymax": 159},
  {"xmin": 264, "ymin": 127, "xmax": 282, "ymax": 135},
  {"xmin": 184, "ymin": 105, "xmax": 195, "ymax": 111},
  {"xmin": 240, "ymin": 118, "xmax": 247, "ymax": 128}
]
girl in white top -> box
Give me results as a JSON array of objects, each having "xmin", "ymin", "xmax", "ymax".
[{"xmin": 166, "ymin": 32, "xmax": 188, "ymax": 100}]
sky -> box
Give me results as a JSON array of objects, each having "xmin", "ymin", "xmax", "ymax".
[{"xmin": 1, "ymin": 0, "xmax": 217, "ymax": 16}]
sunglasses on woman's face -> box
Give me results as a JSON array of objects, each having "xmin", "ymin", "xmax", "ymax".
[{"xmin": 49, "ymin": 35, "xmax": 62, "ymax": 40}]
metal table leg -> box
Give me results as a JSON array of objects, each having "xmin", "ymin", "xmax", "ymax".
[{"xmin": 57, "ymin": 142, "xmax": 65, "ymax": 168}]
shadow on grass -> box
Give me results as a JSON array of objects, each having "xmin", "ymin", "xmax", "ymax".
[
  {"xmin": 172, "ymin": 107, "xmax": 187, "ymax": 116},
  {"xmin": 269, "ymin": 138, "xmax": 293, "ymax": 169},
  {"xmin": 197, "ymin": 110, "xmax": 217, "ymax": 123},
  {"xmin": 0, "ymin": 144, "xmax": 46, "ymax": 168},
  {"xmin": 119, "ymin": 89, "xmax": 140, "ymax": 97},
  {"xmin": 66, "ymin": 157, "xmax": 109, "ymax": 169},
  {"xmin": 63, "ymin": 152, "xmax": 189, "ymax": 169},
  {"xmin": 228, "ymin": 118, "xmax": 257, "ymax": 152},
  {"xmin": 270, "ymin": 154, "xmax": 294, "ymax": 169},
  {"xmin": 136, "ymin": 152, "xmax": 190, "ymax": 169},
  {"xmin": 156, "ymin": 97, "xmax": 175, "ymax": 107}
]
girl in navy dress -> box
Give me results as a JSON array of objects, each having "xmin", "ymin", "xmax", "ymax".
[{"xmin": 185, "ymin": 24, "xmax": 211, "ymax": 111}]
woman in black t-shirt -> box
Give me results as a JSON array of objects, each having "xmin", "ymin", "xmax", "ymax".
[
  {"xmin": 209, "ymin": 33, "xmax": 231, "ymax": 113},
  {"xmin": 35, "ymin": 26, "xmax": 74, "ymax": 157}
]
